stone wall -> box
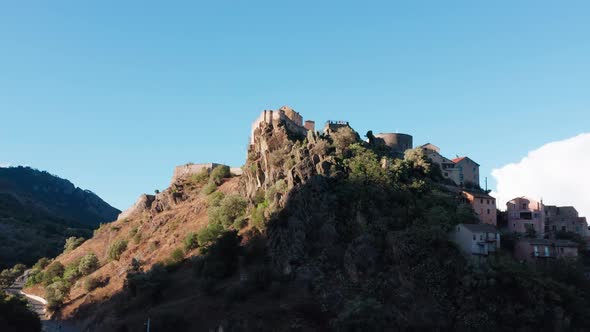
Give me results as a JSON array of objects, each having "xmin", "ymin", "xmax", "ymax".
[
  {"xmin": 251, "ymin": 106, "xmax": 309, "ymax": 144},
  {"xmin": 171, "ymin": 163, "xmax": 223, "ymax": 185}
]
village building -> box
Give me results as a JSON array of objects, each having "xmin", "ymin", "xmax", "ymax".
[
  {"xmin": 507, "ymin": 197, "xmax": 545, "ymax": 236},
  {"xmin": 420, "ymin": 144, "xmax": 480, "ymax": 187},
  {"xmin": 544, "ymin": 205, "xmax": 589, "ymax": 237},
  {"xmin": 514, "ymin": 238, "xmax": 579, "ymax": 262},
  {"xmin": 450, "ymin": 223, "xmax": 501, "ymax": 257},
  {"xmin": 461, "ymin": 191, "xmax": 497, "ymax": 226}
]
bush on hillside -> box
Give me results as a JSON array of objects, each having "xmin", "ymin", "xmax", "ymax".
[
  {"xmin": 208, "ymin": 195, "xmax": 248, "ymax": 229},
  {"xmin": 207, "ymin": 191, "xmax": 225, "ymax": 207},
  {"xmin": 197, "ymin": 223, "xmax": 224, "ymax": 247},
  {"xmin": 84, "ymin": 277, "xmax": 101, "ymax": 292},
  {"xmin": 63, "ymin": 261, "xmax": 82, "ymax": 283},
  {"xmin": 108, "ymin": 240, "xmax": 128, "ymax": 261},
  {"xmin": 183, "ymin": 232, "xmax": 199, "ymax": 252},
  {"xmin": 0, "ymin": 264, "xmax": 26, "ymax": 289},
  {"xmin": 64, "ymin": 237, "xmax": 85, "ymax": 253},
  {"xmin": 42, "ymin": 262, "xmax": 65, "ymax": 286},
  {"xmin": 202, "ymin": 181, "xmax": 217, "ymax": 195},
  {"xmin": 45, "ymin": 280, "xmax": 70, "ymax": 311},
  {"xmin": 78, "ymin": 253, "xmax": 100, "ymax": 276},
  {"xmin": 33, "ymin": 257, "xmax": 51, "ymax": 270},
  {"xmin": 210, "ymin": 165, "xmax": 231, "ymax": 185},
  {"xmin": 188, "ymin": 168, "xmax": 210, "ymax": 186}
]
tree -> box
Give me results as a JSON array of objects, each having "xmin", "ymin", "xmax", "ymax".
[
  {"xmin": 78, "ymin": 253, "xmax": 100, "ymax": 276},
  {"xmin": 108, "ymin": 240, "xmax": 128, "ymax": 261},
  {"xmin": 63, "ymin": 237, "xmax": 85, "ymax": 253},
  {"xmin": 0, "ymin": 291, "xmax": 42, "ymax": 332},
  {"xmin": 183, "ymin": 232, "xmax": 199, "ymax": 252}
]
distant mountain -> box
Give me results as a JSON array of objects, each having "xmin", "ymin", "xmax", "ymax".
[{"xmin": 0, "ymin": 166, "xmax": 120, "ymax": 269}]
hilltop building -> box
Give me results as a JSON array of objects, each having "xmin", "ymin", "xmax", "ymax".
[
  {"xmin": 514, "ymin": 238, "xmax": 579, "ymax": 262},
  {"xmin": 450, "ymin": 223, "xmax": 501, "ymax": 257},
  {"xmin": 374, "ymin": 133, "xmax": 413, "ymax": 157},
  {"xmin": 461, "ymin": 191, "xmax": 497, "ymax": 226},
  {"xmin": 544, "ymin": 205, "xmax": 588, "ymax": 237},
  {"xmin": 420, "ymin": 144, "xmax": 480, "ymax": 187},
  {"xmin": 251, "ymin": 106, "xmax": 312, "ymax": 144},
  {"xmin": 323, "ymin": 120, "xmax": 351, "ymax": 135},
  {"xmin": 507, "ymin": 197, "xmax": 545, "ymax": 236}
]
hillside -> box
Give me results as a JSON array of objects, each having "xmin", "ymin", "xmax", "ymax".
[
  {"xmin": 0, "ymin": 167, "xmax": 120, "ymax": 269},
  {"xmin": 25, "ymin": 117, "xmax": 590, "ymax": 331}
]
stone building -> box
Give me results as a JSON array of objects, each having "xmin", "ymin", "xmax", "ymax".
[
  {"xmin": 544, "ymin": 205, "xmax": 588, "ymax": 237},
  {"xmin": 374, "ymin": 133, "xmax": 413, "ymax": 157},
  {"xmin": 461, "ymin": 191, "xmax": 497, "ymax": 226},
  {"xmin": 507, "ymin": 197, "xmax": 545, "ymax": 236},
  {"xmin": 514, "ymin": 238, "xmax": 578, "ymax": 262},
  {"xmin": 452, "ymin": 157, "xmax": 480, "ymax": 187},
  {"xmin": 323, "ymin": 120, "xmax": 351, "ymax": 135},
  {"xmin": 251, "ymin": 106, "xmax": 311, "ymax": 144}
]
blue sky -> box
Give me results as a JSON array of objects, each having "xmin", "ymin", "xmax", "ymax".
[{"xmin": 1, "ymin": 1, "xmax": 589, "ymax": 210}]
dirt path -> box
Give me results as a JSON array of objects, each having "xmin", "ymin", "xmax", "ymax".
[{"xmin": 7, "ymin": 271, "xmax": 80, "ymax": 332}]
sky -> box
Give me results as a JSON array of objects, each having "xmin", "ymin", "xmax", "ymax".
[{"xmin": 0, "ymin": 1, "xmax": 589, "ymax": 212}]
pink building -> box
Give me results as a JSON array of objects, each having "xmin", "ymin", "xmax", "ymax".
[
  {"xmin": 514, "ymin": 239, "xmax": 578, "ymax": 263},
  {"xmin": 461, "ymin": 191, "xmax": 497, "ymax": 226},
  {"xmin": 507, "ymin": 197, "xmax": 545, "ymax": 236}
]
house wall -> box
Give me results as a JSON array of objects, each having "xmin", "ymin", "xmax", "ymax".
[
  {"xmin": 507, "ymin": 197, "xmax": 545, "ymax": 236},
  {"xmin": 450, "ymin": 225, "xmax": 500, "ymax": 256},
  {"xmin": 464, "ymin": 192, "xmax": 497, "ymax": 226},
  {"xmin": 423, "ymin": 149, "xmax": 460, "ymax": 184},
  {"xmin": 514, "ymin": 241, "xmax": 578, "ymax": 262},
  {"xmin": 456, "ymin": 158, "xmax": 480, "ymax": 186}
]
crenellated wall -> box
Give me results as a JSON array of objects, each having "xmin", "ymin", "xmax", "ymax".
[{"xmin": 250, "ymin": 106, "xmax": 309, "ymax": 144}]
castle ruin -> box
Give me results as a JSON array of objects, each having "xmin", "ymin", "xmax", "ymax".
[{"xmin": 250, "ymin": 106, "xmax": 314, "ymax": 145}]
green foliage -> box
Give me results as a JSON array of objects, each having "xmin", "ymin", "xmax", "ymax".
[
  {"xmin": 42, "ymin": 262, "xmax": 65, "ymax": 286},
  {"xmin": 0, "ymin": 291, "xmax": 42, "ymax": 332},
  {"xmin": 197, "ymin": 223, "xmax": 224, "ymax": 247},
  {"xmin": 208, "ymin": 195, "xmax": 248, "ymax": 229},
  {"xmin": 251, "ymin": 200, "xmax": 270, "ymax": 231},
  {"xmin": 126, "ymin": 263, "xmax": 170, "ymax": 303},
  {"xmin": 345, "ymin": 144, "xmax": 389, "ymax": 186},
  {"xmin": 63, "ymin": 260, "xmax": 82, "ymax": 283},
  {"xmin": 207, "ymin": 191, "xmax": 225, "ymax": 207},
  {"xmin": 33, "ymin": 257, "xmax": 50, "ymax": 270},
  {"xmin": 330, "ymin": 127, "xmax": 360, "ymax": 154},
  {"xmin": 183, "ymin": 232, "xmax": 199, "ymax": 252},
  {"xmin": 168, "ymin": 248, "xmax": 185, "ymax": 265},
  {"xmin": 45, "ymin": 280, "xmax": 70, "ymax": 311},
  {"xmin": 210, "ymin": 165, "xmax": 231, "ymax": 185},
  {"xmin": 195, "ymin": 231, "xmax": 242, "ymax": 280},
  {"xmin": 63, "ymin": 236, "xmax": 85, "ymax": 253},
  {"xmin": 201, "ymin": 181, "xmax": 217, "ymax": 195},
  {"xmin": 0, "ymin": 264, "xmax": 26, "ymax": 289},
  {"xmin": 108, "ymin": 240, "xmax": 128, "ymax": 261},
  {"xmin": 188, "ymin": 168, "xmax": 210, "ymax": 186},
  {"xmin": 78, "ymin": 253, "xmax": 100, "ymax": 276}
]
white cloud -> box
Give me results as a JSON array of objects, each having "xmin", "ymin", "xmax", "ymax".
[
  {"xmin": 0, "ymin": 163, "xmax": 10, "ymax": 168},
  {"xmin": 492, "ymin": 133, "xmax": 590, "ymax": 218}
]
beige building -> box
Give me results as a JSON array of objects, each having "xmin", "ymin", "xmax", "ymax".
[
  {"xmin": 545, "ymin": 206, "xmax": 588, "ymax": 237},
  {"xmin": 450, "ymin": 223, "xmax": 501, "ymax": 257},
  {"xmin": 421, "ymin": 144, "xmax": 480, "ymax": 187},
  {"xmin": 507, "ymin": 197, "xmax": 545, "ymax": 236}
]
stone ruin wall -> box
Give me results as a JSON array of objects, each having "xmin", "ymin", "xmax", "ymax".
[
  {"xmin": 171, "ymin": 163, "xmax": 222, "ymax": 185},
  {"xmin": 250, "ymin": 107, "xmax": 309, "ymax": 144}
]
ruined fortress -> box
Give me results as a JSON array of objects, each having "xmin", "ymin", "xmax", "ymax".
[{"xmin": 250, "ymin": 106, "xmax": 315, "ymax": 144}]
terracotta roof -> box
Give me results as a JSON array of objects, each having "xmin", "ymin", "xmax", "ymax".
[
  {"xmin": 452, "ymin": 156, "xmax": 480, "ymax": 166},
  {"xmin": 462, "ymin": 190, "xmax": 495, "ymax": 199},
  {"xmin": 461, "ymin": 223, "xmax": 499, "ymax": 233}
]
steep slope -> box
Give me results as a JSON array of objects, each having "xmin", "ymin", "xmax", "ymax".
[
  {"xmin": 0, "ymin": 167, "xmax": 120, "ymax": 269},
  {"xmin": 25, "ymin": 116, "xmax": 590, "ymax": 332}
]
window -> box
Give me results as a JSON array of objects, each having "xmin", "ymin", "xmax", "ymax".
[
  {"xmin": 522, "ymin": 203, "xmax": 527, "ymax": 209},
  {"xmin": 487, "ymin": 209, "xmax": 491, "ymax": 215},
  {"xmin": 487, "ymin": 199, "xmax": 490, "ymax": 204},
  {"xmin": 534, "ymin": 246, "xmax": 539, "ymax": 256},
  {"xmin": 552, "ymin": 225, "xmax": 557, "ymax": 231},
  {"xmin": 544, "ymin": 246, "xmax": 550, "ymax": 257},
  {"xmin": 560, "ymin": 248, "xmax": 564, "ymax": 254},
  {"xmin": 481, "ymin": 199, "xmax": 484, "ymax": 204},
  {"xmin": 473, "ymin": 235, "xmax": 476, "ymax": 240},
  {"xmin": 562, "ymin": 226, "xmax": 566, "ymax": 232}
]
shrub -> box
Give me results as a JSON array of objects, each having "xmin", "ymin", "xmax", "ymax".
[
  {"xmin": 210, "ymin": 165, "xmax": 231, "ymax": 185},
  {"xmin": 207, "ymin": 191, "xmax": 225, "ymax": 207},
  {"xmin": 169, "ymin": 248, "xmax": 185, "ymax": 265},
  {"xmin": 0, "ymin": 291, "xmax": 42, "ymax": 332},
  {"xmin": 84, "ymin": 277, "xmax": 101, "ymax": 292},
  {"xmin": 78, "ymin": 253, "xmax": 100, "ymax": 276},
  {"xmin": 208, "ymin": 195, "xmax": 248, "ymax": 229},
  {"xmin": 45, "ymin": 280, "xmax": 70, "ymax": 311},
  {"xmin": 33, "ymin": 257, "xmax": 51, "ymax": 270},
  {"xmin": 183, "ymin": 232, "xmax": 199, "ymax": 252},
  {"xmin": 188, "ymin": 168, "xmax": 210, "ymax": 186},
  {"xmin": 0, "ymin": 264, "xmax": 27, "ymax": 289},
  {"xmin": 197, "ymin": 223, "xmax": 224, "ymax": 247},
  {"xmin": 202, "ymin": 181, "xmax": 217, "ymax": 195},
  {"xmin": 63, "ymin": 261, "xmax": 82, "ymax": 283},
  {"xmin": 43, "ymin": 262, "xmax": 65, "ymax": 286},
  {"xmin": 251, "ymin": 200, "xmax": 269, "ymax": 231},
  {"xmin": 63, "ymin": 237, "xmax": 85, "ymax": 253},
  {"xmin": 108, "ymin": 240, "xmax": 128, "ymax": 261}
]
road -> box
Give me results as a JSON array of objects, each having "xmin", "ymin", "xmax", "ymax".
[{"xmin": 7, "ymin": 271, "xmax": 80, "ymax": 332}]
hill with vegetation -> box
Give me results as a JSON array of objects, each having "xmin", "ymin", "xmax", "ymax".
[
  {"xmin": 0, "ymin": 167, "xmax": 120, "ymax": 269},
  {"xmin": 23, "ymin": 120, "xmax": 590, "ymax": 331}
]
